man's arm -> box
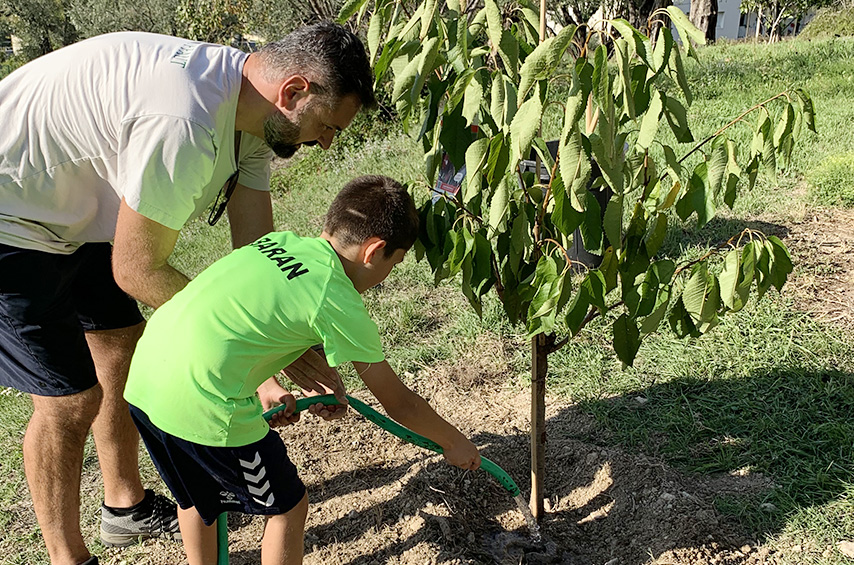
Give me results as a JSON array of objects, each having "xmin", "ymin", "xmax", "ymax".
[
  {"xmin": 354, "ymin": 360, "xmax": 481, "ymax": 470},
  {"xmin": 112, "ymin": 199, "xmax": 189, "ymax": 309},
  {"xmin": 226, "ymin": 184, "xmax": 274, "ymax": 249}
]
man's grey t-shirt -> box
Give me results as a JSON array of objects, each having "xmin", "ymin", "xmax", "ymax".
[{"xmin": 0, "ymin": 32, "xmax": 273, "ymax": 253}]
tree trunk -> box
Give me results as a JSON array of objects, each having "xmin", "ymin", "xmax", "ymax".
[
  {"xmin": 755, "ymin": 6, "xmax": 763, "ymax": 40},
  {"xmin": 530, "ymin": 334, "xmax": 548, "ymax": 521},
  {"xmin": 689, "ymin": 0, "xmax": 718, "ymax": 43}
]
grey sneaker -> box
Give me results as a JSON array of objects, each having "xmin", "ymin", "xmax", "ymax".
[{"xmin": 100, "ymin": 489, "xmax": 181, "ymax": 547}]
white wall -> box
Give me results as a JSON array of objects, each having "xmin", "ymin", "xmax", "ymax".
[{"xmin": 672, "ymin": 0, "xmax": 744, "ymax": 40}]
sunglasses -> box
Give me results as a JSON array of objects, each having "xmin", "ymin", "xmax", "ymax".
[
  {"xmin": 208, "ymin": 131, "xmax": 243, "ymax": 226},
  {"xmin": 207, "ymin": 170, "xmax": 239, "ymax": 226}
]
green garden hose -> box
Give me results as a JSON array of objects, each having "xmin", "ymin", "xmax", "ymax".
[{"xmin": 216, "ymin": 394, "xmax": 521, "ymax": 564}]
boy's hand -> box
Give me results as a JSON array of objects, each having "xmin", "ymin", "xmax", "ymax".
[
  {"xmin": 257, "ymin": 378, "xmax": 300, "ymax": 428},
  {"xmin": 306, "ymin": 397, "xmax": 348, "ymax": 421},
  {"xmin": 442, "ymin": 438, "xmax": 481, "ymax": 471},
  {"xmin": 281, "ymin": 348, "xmax": 348, "ymax": 404}
]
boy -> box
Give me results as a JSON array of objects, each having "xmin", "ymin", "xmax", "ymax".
[{"xmin": 123, "ymin": 175, "xmax": 481, "ymax": 565}]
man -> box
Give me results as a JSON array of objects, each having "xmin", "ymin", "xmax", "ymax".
[{"xmin": 0, "ymin": 22, "xmax": 374, "ymax": 565}]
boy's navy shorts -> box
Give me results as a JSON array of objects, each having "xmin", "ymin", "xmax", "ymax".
[
  {"xmin": 129, "ymin": 404, "xmax": 307, "ymax": 526},
  {"xmin": 0, "ymin": 242, "xmax": 144, "ymax": 396}
]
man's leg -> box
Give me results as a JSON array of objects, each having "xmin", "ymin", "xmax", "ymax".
[
  {"xmin": 260, "ymin": 493, "xmax": 308, "ymax": 565},
  {"xmin": 176, "ymin": 507, "xmax": 218, "ymax": 565},
  {"xmin": 86, "ymin": 323, "xmax": 146, "ymax": 509},
  {"xmin": 24, "ymin": 386, "xmax": 102, "ymax": 565}
]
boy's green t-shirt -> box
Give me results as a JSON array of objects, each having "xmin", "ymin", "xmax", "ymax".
[{"xmin": 124, "ymin": 232, "xmax": 385, "ymax": 447}]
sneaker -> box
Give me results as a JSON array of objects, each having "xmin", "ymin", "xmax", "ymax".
[
  {"xmin": 100, "ymin": 489, "xmax": 181, "ymax": 547},
  {"xmin": 79, "ymin": 557, "xmax": 98, "ymax": 565}
]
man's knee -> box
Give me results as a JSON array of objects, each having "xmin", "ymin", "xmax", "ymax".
[{"xmin": 31, "ymin": 384, "xmax": 104, "ymax": 433}]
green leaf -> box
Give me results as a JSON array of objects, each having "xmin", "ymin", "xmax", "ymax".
[
  {"xmin": 464, "ymin": 137, "xmax": 489, "ymax": 205},
  {"xmin": 610, "ymin": 19, "xmax": 652, "ymax": 68},
  {"xmin": 637, "ymin": 89, "xmax": 663, "ymax": 150},
  {"xmin": 592, "ymin": 45, "xmax": 610, "ymax": 110},
  {"xmin": 662, "ymin": 94, "xmax": 693, "ymax": 143},
  {"xmin": 718, "ymin": 248, "xmax": 746, "ymax": 311},
  {"xmin": 603, "ymin": 194, "xmax": 623, "ymax": 253},
  {"xmin": 645, "ymin": 213, "xmax": 668, "ymax": 256},
  {"xmin": 666, "ymin": 5, "xmax": 706, "ymax": 55},
  {"xmin": 420, "ymin": 0, "xmax": 438, "ymax": 39},
  {"xmin": 559, "ymin": 128, "xmax": 591, "ymax": 213},
  {"xmin": 669, "ymin": 296, "xmax": 700, "ymax": 338},
  {"xmin": 518, "ymin": 24, "xmax": 577, "ymax": 99},
  {"xmin": 447, "ymin": 11, "xmax": 470, "ymax": 73},
  {"xmin": 651, "ymin": 25, "xmax": 673, "ymax": 74},
  {"xmin": 579, "ymin": 190, "xmax": 604, "ymax": 254},
  {"xmin": 675, "ymin": 162, "xmax": 715, "ymax": 227},
  {"xmin": 794, "ymin": 88, "xmax": 817, "ymax": 133},
  {"xmin": 613, "ymin": 38, "xmax": 635, "ymax": 120},
  {"xmin": 462, "ymin": 70, "xmax": 487, "ymax": 126},
  {"xmin": 723, "ymin": 139, "xmax": 741, "ymax": 208},
  {"xmin": 681, "ymin": 264, "xmax": 720, "ymax": 332},
  {"xmin": 486, "ymin": 132, "xmax": 510, "ymax": 185},
  {"xmin": 527, "ymin": 255, "xmax": 562, "ymax": 336},
  {"xmin": 767, "ymin": 235, "xmax": 793, "ymax": 291},
  {"xmin": 337, "ymin": 0, "xmax": 369, "ymax": 23},
  {"xmin": 666, "ymin": 29, "xmax": 692, "ymax": 105},
  {"xmin": 367, "ymin": 3, "xmax": 387, "ymax": 65},
  {"xmin": 490, "ymin": 72, "xmax": 506, "ymax": 131},
  {"xmin": 707, "ymin": 137, "xmax": 728, "ymax": 197},
  {"xmin": 599, "ymin": 247, "xmax": 619, "ymax": 292},
  {"xmin": 613, "ymin": 314, "xmax": 641, "ymax": 367},
  {"xmin": 755, "ymin": 241, "xmax": 773, "ymax": 299},
  {"xmin": 488, "ymin": 174, "xmax": 512, "ymax": 231},
  {"xmin": 509, "ymin": 83, "xmax": 543, "ymax": 166},
  {"xmin": 550, "ymin": 169, "xmax": 584, "ymax": 236},
  {"xmin": 391, "ymin": 50, "xmax": 422, "ymax": 105}
]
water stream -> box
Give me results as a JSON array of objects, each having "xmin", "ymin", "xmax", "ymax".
[{"xmin": 512, "ymin": 493, "xmax": 542, "ymax": 543}]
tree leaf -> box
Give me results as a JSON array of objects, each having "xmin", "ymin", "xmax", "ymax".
[
  {"xmin": 723, "ymin": 139, "xmax": 741, "ymax": 208},
  {"xmin": 767, "ymin": 235, "xmax": 793, "ymax": 291},
  {"xmin": 510, "ymin": 83, "xmax": 543, "ymax": 167},
  {"xmin": 794, "ymin": 88, "xmax": 817, "ymax": 133},
  {"xmin": 462, "ymin": 70, "xmax": 487, "ymax": 126},
  {"xmin": 518, "ymin": 24, "xmax": 577, "ymax": 100},
  {"xmin": 488, "ymin": 174, "xmax": 512, "ymax": 231},
  {"xmin": 681, "ymin": 264, "xmax": 720, "ymax": 332},
  {"xmin": 337, "ymin": 0, "xmax": 369, "ymax": 23},
  {"xmin": 464, "ymin": 137, "xmax": 489, "ymax": 204},
  {"xmin": 666, "ymin": 29, "xmax": 693, "ymax": 105},
  {"xmin": 707, "ymin": 137, "xmax": 728, "ymax": 198},
  {"xmin": 666, "ymin": 5, "xmax": 706, "ymax": 56},
  {"xmin": 645, "ymin": 212, "xmax": 668, "ymax": 256},
  {"xmin": 637, "ymin": 89, "xmax": 663, "ymax": 150},
  {"xmin": 662, "ymin": 93, "xmax": 693, "ymax": 143},
  {"xmin": 603, "ymin": 193, "xmax": 623, "ymax": 253},
  {"xmin": 718, "ymin": 248, "xmax": 745, "ymax": 311},
  {"xmin": 613, "ymin": 314, "xmax": 641, "ymax": 367}
]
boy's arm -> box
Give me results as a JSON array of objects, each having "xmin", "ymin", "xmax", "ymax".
[{"xmin": 354, "ymin": 360, "xmax": 481, "ymax": 471}]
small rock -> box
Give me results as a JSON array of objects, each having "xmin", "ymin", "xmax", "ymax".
[
  {"xmin": 586, "ymin": 452, "xmax": 598, "ymax": 464},
  {"xmin": 634, "ymin": 396, "xmax": 649, "ymax": 405},
  {"xmin": 740, "ymin": 545, "xmax": 752, "ymax": 553},
  {"xmin": 467, "ymin": 532, "xmax": 476, "ymax": 543},
  {"xmin": 660, "ymin": 492, "xmax": 676, "ymax": 502},
  {"xmin": 347, "ymin": 510, "xmax": 357, "ymax": 519},
  {"xmin": 838, "ymin": 540, "xmax": 854, "ymax": 558},
  {"xmin": 760, "ymin": 502, "xmax": 778, "ymax": 513}
]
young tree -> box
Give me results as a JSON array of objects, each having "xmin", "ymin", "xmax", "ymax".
[{"xmin": 340, "ymin": 0, "xmax": 814, "ymax": 518}]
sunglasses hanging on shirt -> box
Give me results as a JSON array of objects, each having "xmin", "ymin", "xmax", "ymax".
[{"xmin": 208, "ymin": 130, "xmax": 243, "ymax": 226}]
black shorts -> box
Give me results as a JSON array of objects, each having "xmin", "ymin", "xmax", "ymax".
[
  {"xmin": 130, "ymin": 404, "xmax": 307, "ymax": 526},
  {"xmin": 0, "ymin": 242, "xmax": 144, "ymax": 396}
]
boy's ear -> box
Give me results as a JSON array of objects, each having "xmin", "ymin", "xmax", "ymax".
[{"xmin": 361, "ymin": 237, "xmax": 387, "ymax": 264}]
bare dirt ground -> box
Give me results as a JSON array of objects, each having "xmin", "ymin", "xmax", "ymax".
[{"xmin": 79, "ymin": 207, "xmax": 854, "ymax": 565}]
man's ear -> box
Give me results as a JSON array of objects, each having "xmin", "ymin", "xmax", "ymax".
[
  {"xmin": 276, "ymin": 75, "xmax": 310, "ymax": 111},
  {"xmin": 361, "ymin": 237, "xmax": 387, "ymax": 265}
]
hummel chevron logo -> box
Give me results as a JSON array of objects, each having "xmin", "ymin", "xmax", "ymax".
[
  {"xmin": 243, "ymin": 466, "xmax": 266, "ymax": 483},
  {"xmin": 248, "ymin": 481, "xmax": 271, "ymax": 497},
  {"xmin": 238, "ymin": 452, "xmax": 262, "ymax": 470},
  {"xmin": 240, "ymin": 451, "xmax": 276, "ymax": 507}
]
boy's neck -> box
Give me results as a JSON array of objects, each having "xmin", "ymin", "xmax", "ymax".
[{"xmin": 321, "ymin": 232, "xmax": 368, "ymax": 293}]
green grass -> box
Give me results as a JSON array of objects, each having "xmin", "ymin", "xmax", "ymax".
[{"xmin": 2, "ymin": 35, "xmax": 854, "ymax": 564}]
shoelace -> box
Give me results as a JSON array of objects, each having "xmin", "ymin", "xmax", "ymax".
[{"xmin": 148, "ymin": 494, "xmax": 175, "ymax": 534}]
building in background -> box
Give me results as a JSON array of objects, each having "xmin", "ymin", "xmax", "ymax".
[{"xmin": 672, "ymin": 0, "xmax": 815, "ymax": 40}]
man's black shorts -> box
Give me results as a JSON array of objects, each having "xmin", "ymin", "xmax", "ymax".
[
  {"xmin": 0, "ymin": 242, "xmax": 144, "ymax": 396},
  {"xmin": 130, "ymin": 404, "xmax": 307, "ymax": 526}
]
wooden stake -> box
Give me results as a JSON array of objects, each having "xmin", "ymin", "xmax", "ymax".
[{"xmin": 530, "ymin": 333, "xmax": 547, "ymax": 520}]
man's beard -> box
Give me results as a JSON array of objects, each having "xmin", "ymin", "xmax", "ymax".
[{"xmin": 263, "ymin": 112, "xmax": 302, "ymax": 159}]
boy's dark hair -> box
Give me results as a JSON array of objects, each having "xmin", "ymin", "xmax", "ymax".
[
  {"xmin": 258, "ymin": 22, "xmax": 377, "ymax": 110},
  {"xmin": 324, "ymin": 175, "xmax": 419, "ymax": 256}
]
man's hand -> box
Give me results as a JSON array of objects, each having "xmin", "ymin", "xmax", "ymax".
[
  {"xmin": 281, "ymin": 348, "xmax": 348, "ymax": 404},
  {"xmin": 257, "ymin": 377, "xmax": 300, "ymax": 428},
  {"xmin": 442, "ymin": 438, "xmax": 481, "ymax": 471},
  {"xmin": 306, "ymin": 395, "xmax": 348, "ymax": 421}
]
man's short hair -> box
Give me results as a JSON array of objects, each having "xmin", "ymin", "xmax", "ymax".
[
  {"xmin": 257, "ymin": 22, "xmax": 376, "ymax": 110},
  {"xmin": 324, "ymin": 176, "xmax": 419, "ymax": 256}
]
